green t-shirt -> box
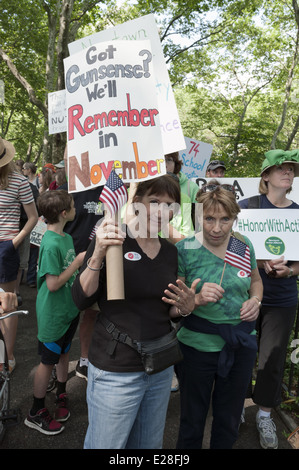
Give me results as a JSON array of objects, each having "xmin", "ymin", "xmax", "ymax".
[
  {"xmin": 36, "ymin": 230, "xmax": 79, "ymax": 342},
  {"xmin": 176, "ymin": 234, "xmax": 257, "ymax": 352}
]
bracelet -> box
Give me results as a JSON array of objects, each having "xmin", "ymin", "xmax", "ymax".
[
  {"xmin": 177, "ymin": 308, "xmax": 192, "ymax": 317},
  {"xmin": 287, "ymin": 267, "xmax": 294, "ymax": 278},
  {"xmin": 251, "ymin": 295, "xmax": 261, "ymax": 307},
  {"xmin": 86, "ymin": 257, "xmax": 104, "ymax": 271}
]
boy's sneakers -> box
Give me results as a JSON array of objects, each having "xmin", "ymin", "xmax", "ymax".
[
  {"xmin": 24, "ymin": 408, "xmax": 64, "ymax": 435},
  {"xmin": 256, "ymin": 412, "xmax": 278, "ymax": 449},
  {"xmin": 54, "ymin": 393, "xmax": 70, "ymax": 422}
]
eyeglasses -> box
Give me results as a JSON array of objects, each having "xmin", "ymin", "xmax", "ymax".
[{"xmin": 201, "ymin": 184, "xmax": 235, "ymax": 194}]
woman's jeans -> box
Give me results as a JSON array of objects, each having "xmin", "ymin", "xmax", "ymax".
[
  {"xmin": 84, "ymin": 362, "xmax": 173, "ymax": 449},
  {"xmin": 176, "ymin": 342, "xmax": 257, "ymax": 449}
]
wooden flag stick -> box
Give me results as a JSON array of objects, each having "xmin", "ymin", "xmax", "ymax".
[
  {"xmin": 219, "ymin": 263, "xmax": 226, "ymax": 287},
  {"xmin": 106, "ymin": 210, "xmax": 125, "ymax": 300}
]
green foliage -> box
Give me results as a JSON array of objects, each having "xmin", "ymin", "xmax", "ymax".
[{"xmin": 1, "ymin": 0, "xmax": 299, "ymax": 169}]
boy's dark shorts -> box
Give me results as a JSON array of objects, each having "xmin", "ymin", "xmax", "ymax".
[
  {"xmin": 0, "ymin": 240, "xmax": 20, "ymax": 283},
  {"xmin": 38, "ymin": 314, "xmax": 80, "ymax": 365}
]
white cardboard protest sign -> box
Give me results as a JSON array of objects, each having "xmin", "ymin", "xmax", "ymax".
[
  {"xmin": 191, "ymin": 177, "xmax": 299, "ymax": 204},
  {"xmin": 30, "ymin": 218, "xmax": 47, "ymax": 247},
  {"xmin": 190, "ymin": 177, "xmax": 299, "ymax": 260},
  {"xmin": 235, "ymin": 209, "xmax": 299, "ymax": 260},
  {"xmin": 48, "ymin": 90, "xmax": 67, "ymax": 135},
  {"xmin": 68, "ymin": 14, "xmax": 185, "ymax": 155},
  {"xmin": 179, "ymin": 137, "xmax": 213, "ymax": 179},
  {"xmin": 64, "ymin": 40, "xmax": 166, "ymax": 192}
]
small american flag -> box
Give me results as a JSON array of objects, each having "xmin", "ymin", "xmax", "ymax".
[
  {"xmin": 99, "ymin": 169, "xmax": 128, "ymax": 216},
  {"xmin": 224, "ymin": 236, "xmax": 251, "ymax": 275}
]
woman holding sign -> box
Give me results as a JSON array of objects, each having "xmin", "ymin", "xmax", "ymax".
[
  {"xmin": 238, "ymin": 150, "xmax": 299, "ymax": 449},
  {"xmin": 167, "ymin": 182, "xmax": 262, "ymax": 449},
  {"xmin": 72, "ymin": 175, "xmax": 197, "ymax": 449}
]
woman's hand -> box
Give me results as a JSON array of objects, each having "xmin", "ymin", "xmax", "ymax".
[
  {"xmin": 263, "ymin": 256, "xmax": 289, "ymax": 278},
  {"xmin": 0, "ymin": 292, "xmax": 18, "ymax": 314},
  {"xmin": 240, "ymin": 297, "xmax": 260, "ymax": 322},
  {"xmin": 162, "ymin": 278, "xmax": 201, "ymax": 317},
  {"xmin": 94, "ymin": 218, "xmax": 126, "ymax": 258}
]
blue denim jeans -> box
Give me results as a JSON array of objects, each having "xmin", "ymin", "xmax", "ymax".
[{"xmin": 84, "ymin": 362, "xmax": 173, "ymax": 449}]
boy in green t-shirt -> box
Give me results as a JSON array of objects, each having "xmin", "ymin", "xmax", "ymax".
[{"xmin": 25, "ymin": 190, "xmax": 85, "ymax": 435}]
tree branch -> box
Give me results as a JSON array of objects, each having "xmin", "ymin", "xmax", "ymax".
[{"xmin": 0, "ymin": 47, "xmax": 48, "ymax": 119}]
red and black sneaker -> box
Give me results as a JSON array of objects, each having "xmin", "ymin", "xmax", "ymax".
[
  {"xmin": 54, "ymin": 393, "xmax": 70, "ymax": 422},
  {"xmin": 24, "ymin": 408, "xmax": 64, "ymax": 435}
]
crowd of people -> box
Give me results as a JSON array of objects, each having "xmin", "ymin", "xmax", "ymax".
[{"xmin": 0, "ymin": 134, "xmax": 298, "ymax": 450}]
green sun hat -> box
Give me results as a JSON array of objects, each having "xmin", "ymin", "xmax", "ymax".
[{"xmin": 260, "ymin": 149, "xmax": 299, "ymax": 176}]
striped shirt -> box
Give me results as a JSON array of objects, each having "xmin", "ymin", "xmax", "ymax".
[{"xmin": 0, "ymin": 172, "xmax": 34, "ymax": 241}]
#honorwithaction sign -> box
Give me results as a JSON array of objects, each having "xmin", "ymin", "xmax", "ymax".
[
  {"xmin": 64, "ymin": 40, "xmax": 166, "ymax": 193},
  {"xmin": 235, "ymin": 209, "xmax": 299, "ymax": 260},
  {"xmin": 191, "ymin": 178, "xmax": 299, "ymax": 260}
]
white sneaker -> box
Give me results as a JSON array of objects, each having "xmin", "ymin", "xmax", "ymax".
[{"xmin": 256, "ymin": 412, "xmax": 278, "ymax": 449}]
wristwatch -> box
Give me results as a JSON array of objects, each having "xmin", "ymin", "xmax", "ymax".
[{"xmin": 287, "ymin": 267, "xmax": 294, "ymax": 278}]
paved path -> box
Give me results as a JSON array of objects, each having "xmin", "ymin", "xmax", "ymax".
[{"xmin": 0, "ymin": 283, "xmax": 295, "ymax": 450}]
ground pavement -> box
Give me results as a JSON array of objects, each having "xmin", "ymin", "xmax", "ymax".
[{"xmin": 0, "ymin": 283, "xmax": 296, "ymax": 451}]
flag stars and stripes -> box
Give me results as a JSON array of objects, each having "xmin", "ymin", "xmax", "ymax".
[
  {"xmin": 224, "ymin": 236, "xmax": 251, "ymax": 274},
  {"xmin": 99, "ymin": 169, "xmax": 128, "ymax": 217}
]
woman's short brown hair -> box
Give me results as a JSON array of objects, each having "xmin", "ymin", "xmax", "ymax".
[
  {"xmin": 134, "ymin": 174, "xmax": 181, "ymax": 205},
  {"xmin": 196, "ymin": 180, "xmax": 240, "ymax": 219}
]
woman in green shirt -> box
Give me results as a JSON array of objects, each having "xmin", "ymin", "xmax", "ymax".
[{"xmin": 170, "ymin": 182, "xmax": 263, "ymax": 449}]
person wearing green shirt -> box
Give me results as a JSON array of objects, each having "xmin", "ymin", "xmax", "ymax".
[
  {"xmin": 165, "ymin": 181, "xmax": 263, "ymax": 449},
  {"xmin": 24, "ymin": 190, "xmax": 85, "ymax": 436}
]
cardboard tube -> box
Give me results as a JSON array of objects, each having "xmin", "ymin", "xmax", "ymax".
[{"xmin": 106, "ymin": 244, "xmax": 125, "ymax": 300}]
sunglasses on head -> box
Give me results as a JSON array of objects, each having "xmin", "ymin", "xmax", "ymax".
[{"xmin": 201, "ymin": 184, "xmax": 235, "ymax": 194}]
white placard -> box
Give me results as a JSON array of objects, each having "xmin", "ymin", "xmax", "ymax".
[
  {"xmin": 179, "ymin": 137, "xmax": 213, "ymax": 178},
  {"xmin": 30, "ymin": 218, "xmax": 47, "ymax": 246},
  {"xmin": 48, "ymin": 90, "xmax": 67, "ymax": 135},
  {"xmin": 68, "ymin": 14, "xmax": 185, "ymax": 155},
  {"xmin": 235, "ymin": 209, "xmax": 299, "ymax": 260},
  {"xmin": 191, "ymin": 177, "xmax": 299, "ymax": 204},
  {"xmin": 190, "ymin": 177, "xmax": 299, "ymax": 260}
]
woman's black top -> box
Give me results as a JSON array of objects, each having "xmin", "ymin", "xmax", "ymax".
[{"xmin": 72, "ymin": 232, "xmax": 178, "ymax": 372}]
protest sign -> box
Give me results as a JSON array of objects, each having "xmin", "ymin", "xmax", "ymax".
[
  {"xmin": 188, "ymin": 177, "xmax": 299, "ymax": 259},
  {"xmin": 68, "ymin": 14, "xmax": 185, "ymax": 155},
  {"xmin": 179, "ymin": 137, "xmax": 213, "ymax": 179},
  {"xmin": 30, "ymin": 217, "xmax": 47, "ymax": 247},
  {"xmin": 48, "ymin": 90, "xmax": 67, "ymax": 135},
  {"xmin": 64, "ymin": 39, "xmax": 166, "ymax": 193},
  {"xmin": 235, "ymin": 209, "xmax": 299, "ymax": 260}
]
